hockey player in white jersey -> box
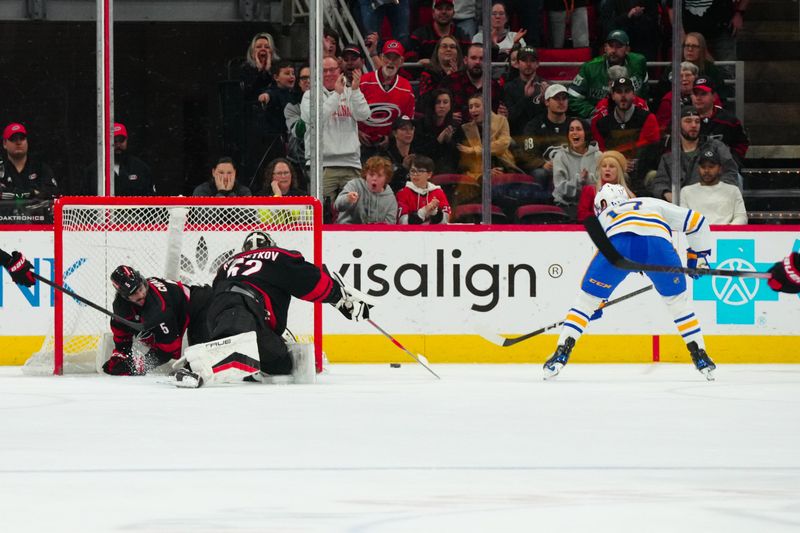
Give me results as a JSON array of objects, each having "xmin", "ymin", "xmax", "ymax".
[{"xmin": 543, "ymin": 176, "xmax": 717, "ymax": 380}]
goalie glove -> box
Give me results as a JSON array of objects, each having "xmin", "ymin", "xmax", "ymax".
[
  {"xmin": 330, "ymin": 271, "xmax": 375, "ymax": 322},
  {"xmin": 686, "ymin": 248, "xmax": 711, "ymax": 280}
]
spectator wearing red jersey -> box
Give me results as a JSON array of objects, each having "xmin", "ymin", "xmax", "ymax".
[
  {"xmin": 396, "ymin": 155, "xmax": 451, "ymax": 224},
  {"xmin": 358, "ymin": 40, "xmax": 416, "ymax": 160}
]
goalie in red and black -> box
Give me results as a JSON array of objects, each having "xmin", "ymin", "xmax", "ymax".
[
  {"xmin": 105, "ymin": 265, "xmax": 213, "ymax": 376},
  {"xmin": 200, "ymin": 231, "xmax": 371, "ymax": 376}
]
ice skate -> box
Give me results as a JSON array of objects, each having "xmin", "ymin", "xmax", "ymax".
[
  {"xmin": 174, "ymin": 368, "xmax": 204, "ymax": 388},
  {"xmin": 543, "ymin": 337, "xmax": 576, "ymax": 380},
  {"xmin": 688, "ymin": 341, "xmax": 716, "ymax": 381}
]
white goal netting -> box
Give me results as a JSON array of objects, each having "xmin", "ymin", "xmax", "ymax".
[{"xmin": 24, "ymin": 196, "xmax": 322, "ymax": 375}]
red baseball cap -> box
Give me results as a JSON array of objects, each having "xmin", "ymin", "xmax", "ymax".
[
  {"xmin": 382, "ymin": 40, "xmax": 405, "ymax": 57},
  {"xmin": 3, "ymin": 123, "xmax": 27, "ymax": 140},
  {"xmin": 113, "ymin": 122, "xmax": 128, "ymax": 138}
]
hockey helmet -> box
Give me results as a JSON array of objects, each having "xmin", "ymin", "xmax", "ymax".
[
  {"xmin": 110, "ymin": 265, "xmax": 146, "ymax": 297},
  {"xmin": 594, "ymin": 183, "xmax": 629, "ymax": 215},
  {"xmin": 242, "ymin": 231, "xmax": 276, "ymax": 252}
]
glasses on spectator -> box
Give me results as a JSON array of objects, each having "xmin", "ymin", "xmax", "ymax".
[
  {"xmin": 299, "ymin": 75, "xmax": 310, "ymax": 80},
  {"xmin": 439, "ymin": 43, "xmax": 458, "ymax": 49},
  {"xmin": 409, "ymin": 168, "xmax": 431, "ymax": 175},
  {"xmin": 683, "ymin": 44, "xmax": 701, "ymax": 49},
  {"xmin": 322, "ymin": 67, "xmax": 339, "ymax": 73},
  {"xmin": 273, "ymin": 170, "xmax": 292, "ymax": 176}
]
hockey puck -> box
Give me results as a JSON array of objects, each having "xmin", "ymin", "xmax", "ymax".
[{"xmin": 390, "ymin": 363, "xmax": 402, "ymax": 368}]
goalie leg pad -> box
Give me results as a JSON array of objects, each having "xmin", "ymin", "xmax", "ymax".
[
  {"xmin": 289, "ymin": 343, "xmax": 316, "ymax": 384},
  {"xmin": 183, "ymin": 331, "xmax": 261, "ymax": 386}
]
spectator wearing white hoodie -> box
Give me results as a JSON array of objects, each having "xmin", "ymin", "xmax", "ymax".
[
  {"xmin": 301, "ymin": 56, "xmax": 371, "ymax": 201},
  {"xmin": 551, "ymin": 117, "xmax": 601, "ymax": 220}
]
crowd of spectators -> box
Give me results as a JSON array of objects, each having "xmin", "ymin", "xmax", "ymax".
[{"xmin": 0, "ymin": 0, "xmax": 753, "ymax": 226}]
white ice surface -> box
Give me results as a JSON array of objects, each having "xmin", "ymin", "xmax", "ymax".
[{"xmin": 1, "ymin": 363, "xmax": 799, "ymax": 533}]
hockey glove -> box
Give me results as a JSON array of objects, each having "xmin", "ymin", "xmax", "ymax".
[
  {"xmin": 686, "ymin": 249, "xmax": 711, "ymax": 280},
  {"xmin": 4, "ymin": 251, "xmax": 36, "ymax": 287},
  {"xmin": 102, "ymin": 349, "xmax": 146, "ymax": 376},
  {"xmin": 768, "ymin": 252, "xmax": 800, "ymax": 294},
  {"xmin": 330, "ymin": 271, "xmax": 374, "ymax": 322}
]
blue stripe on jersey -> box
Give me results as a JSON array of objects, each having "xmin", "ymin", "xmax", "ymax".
[
  {"xmin": 607, "ymin": 214, "xmax": 672, "ymax": 235},
  {"xmin": 686, "ymin": 216, "xmax": 705, "ymax": 236},
  {"xmin": 681, "ymin": 327, "xmax": 702, "ymax": 338},
  {"xmin": 674, "ymin": 313, "xmax": 695, "ymax": 324},
  {"xmin": 683, "ymin": 211, "xmax": 691, "ymax": 233},
  {"xmin": 570, "ymin": 308, "xmax": 591, "ymax": 321},
  {"xmin": 564, "ymin": 322, "xmax": 584, "ymax": 334}
]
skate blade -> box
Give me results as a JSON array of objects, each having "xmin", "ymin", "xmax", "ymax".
[
  {"xmin": 543, "ymin": 363, "xmax": 564, "ymax": 380},
  {"xmin": 174, "ymin": 370, "xmax": 204, "ymax": 389},
  {"xmin": 702, "ymin": 367, "xmax": 716, "ymax": 381}
]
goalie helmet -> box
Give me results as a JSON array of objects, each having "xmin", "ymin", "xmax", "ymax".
[
  {"xmin": 242, "ymin": 231, "xmax": 276, "ymax": 252},
  {"xmin": 110, "ymin": 265, "xmax": 145, "ymax": 297},
  {"xmin": 594, "ymin": 183, "xmax": 630, "ymax": 215}
]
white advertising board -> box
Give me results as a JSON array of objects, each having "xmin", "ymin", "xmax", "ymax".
[{"xmin": 1, "ymin": 227, "xmax": 798, "ymax": 341}]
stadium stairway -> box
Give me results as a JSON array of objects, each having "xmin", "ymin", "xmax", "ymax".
[{"xmin": 737, "ymin": 0, "xmax": 800, "ymax": 222}]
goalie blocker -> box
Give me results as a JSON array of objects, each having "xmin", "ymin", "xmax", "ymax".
[{"xmin": 175, "ymin": 231, "xmax": 374, "ymax": 387}]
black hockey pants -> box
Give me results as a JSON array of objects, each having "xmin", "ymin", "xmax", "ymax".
[{"xmin": 205, "ymin": 286, "xmax": 293, "ymax": 375}]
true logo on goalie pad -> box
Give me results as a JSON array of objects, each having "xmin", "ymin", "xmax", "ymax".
[{"xmin": 184, "ymin": 331, "xmax": 260, "ymax": 385}]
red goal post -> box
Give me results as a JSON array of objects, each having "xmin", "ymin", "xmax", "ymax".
[{"xmin": 31, "ymin": 196, "xmax": 323, "ymax": 375}]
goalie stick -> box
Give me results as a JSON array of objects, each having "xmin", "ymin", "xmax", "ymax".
[
  {"xmin": 479, "ymin": 284, "xmax": 654, "ymax": 348},
  {"xmin": 584, "ymin": 216, "xmax": 771, "ymax": 279},
  {"xmin": 30, "ymin": 271, "xmax": 145, "ymax": 331},
  {"xmin": 366, "ymin": 318, "xmax": 441, "ymax": 380}
]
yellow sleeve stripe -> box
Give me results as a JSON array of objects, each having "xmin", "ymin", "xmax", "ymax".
[
  {"xmin": 610, "ymin": 220, "xmax": 672, "ymax": 236},
  {"xmin": 677, "ymin": 319, "xmax": 699, "ymax": 332},
  {"xmin": 686, "ymin": 211, "xmax": 703, "ymax": 232},
  {"xmin": 566, "ymin": 313, "xmax": 589, "ymax": 328}
]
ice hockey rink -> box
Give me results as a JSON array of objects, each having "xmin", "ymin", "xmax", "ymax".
[{"xmin": 1, "ymin": 363, "xmax": 799, "ymax": 532}]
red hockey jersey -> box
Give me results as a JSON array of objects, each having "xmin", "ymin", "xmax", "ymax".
[{"xmin": 358, "ymin": 71, "xmax": 416, "ymax": 143}]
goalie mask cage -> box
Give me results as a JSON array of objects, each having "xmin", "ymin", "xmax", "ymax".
[{"xmin": 26, "ymin": 196, "xmax": 323, "ymax": 375}]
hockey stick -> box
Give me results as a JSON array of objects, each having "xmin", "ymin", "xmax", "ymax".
[
  {"xmin": 584, "ymin": 216, "xmax": 771, "ymax": 279},
  {"xmin": 30, "ymin": 272, "xmax": 144, "ymax": 331},
  {"xmin": 479, "ymin": 284, "xmax": 654, "ymax": 348},
  {"xmin": 366, "ymin": 318, "xmax": 441, "ymax": 380}
]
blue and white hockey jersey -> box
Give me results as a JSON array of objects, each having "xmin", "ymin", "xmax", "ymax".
[{"xmin": 597, "ymin": 196, "xmax": 713, "ymax": 257}]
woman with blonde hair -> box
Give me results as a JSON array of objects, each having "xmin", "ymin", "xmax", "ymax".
[
  {"xmin": 241, "ymin": 33, "xmax": 279, "ymax": 100},
  {"xmin": 456, "ymin": 93, "xmax": 516, "ymax": 180},
  {"xmin": 576, "ymin": 150, "xmax": 635, "ymax": 221}
]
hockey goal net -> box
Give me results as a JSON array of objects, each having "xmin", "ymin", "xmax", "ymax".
[{"xmin": 24, "ymin": 196, "xmax": 323, "ymax": 375}]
